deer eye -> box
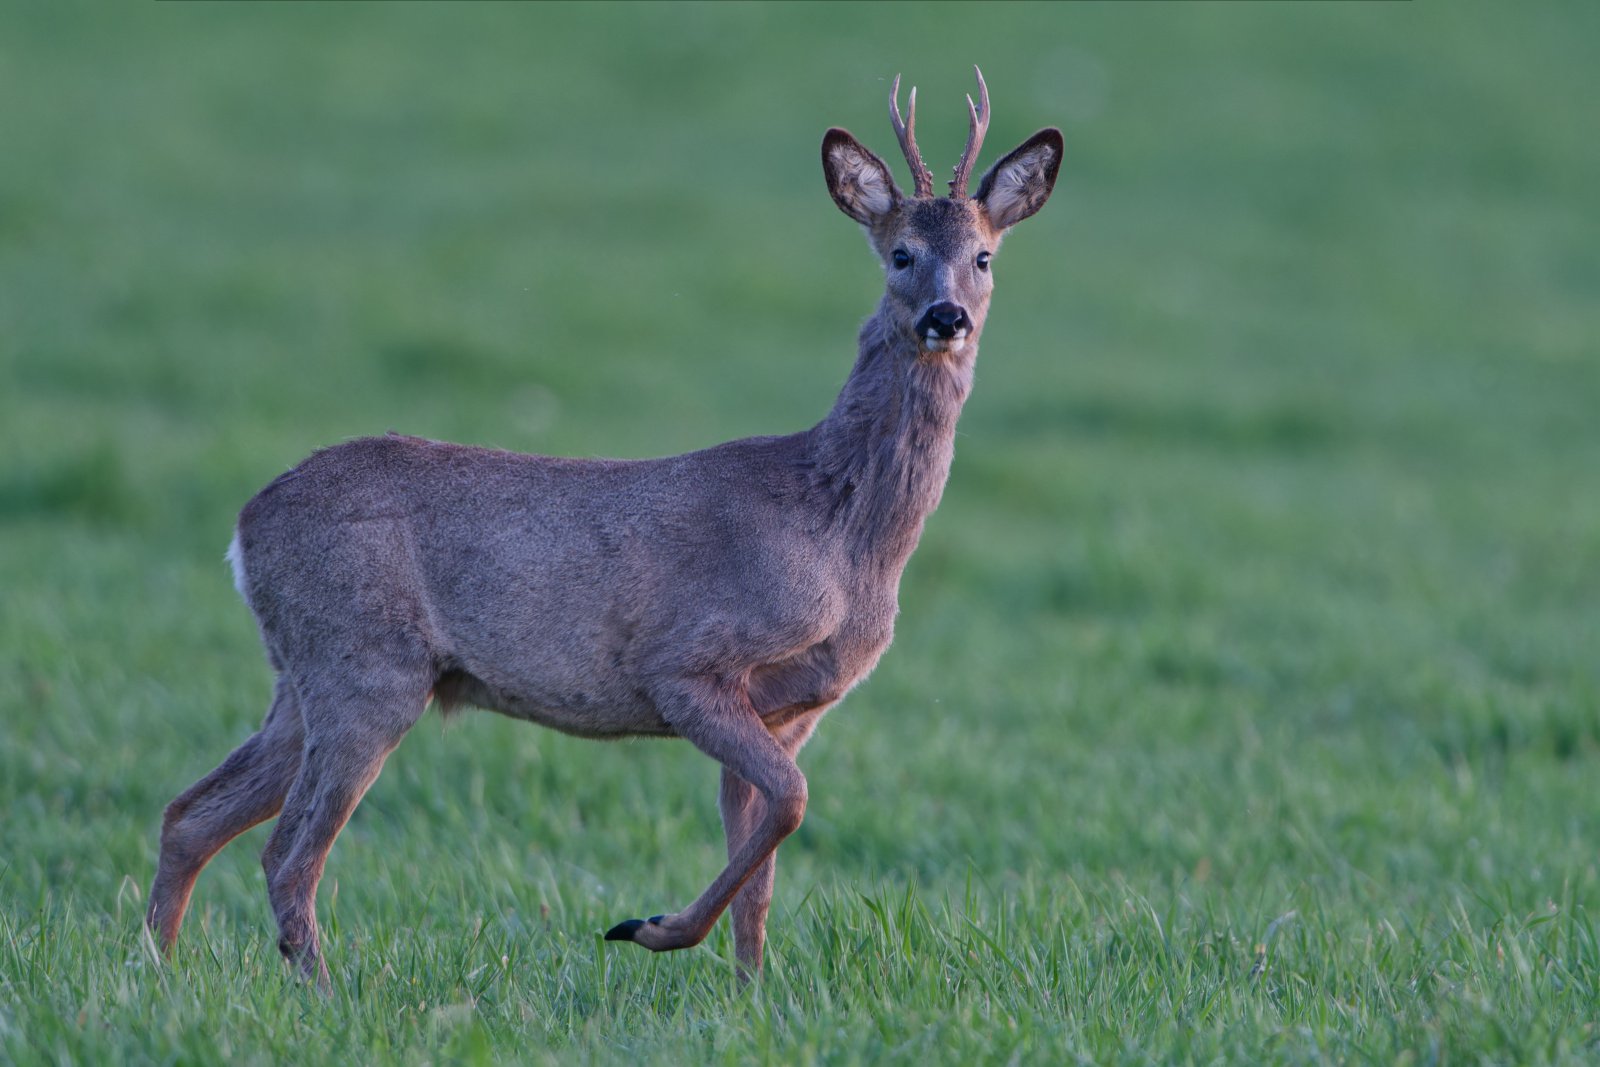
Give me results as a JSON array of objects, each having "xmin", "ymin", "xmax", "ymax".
[
  {"xmin": 892, "ymin": 249, "xmax": 912, "ymax": 270},
  {"xmin": 976, "ymin": 251, "xmax": 992, "ymax": 272}
]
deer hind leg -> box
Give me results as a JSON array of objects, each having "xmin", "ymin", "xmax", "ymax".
[
  {"xmin": 147, "ymin": 676, "xmax": 305, "ymax": 953},
  {"xmin": 606, "ymin": 679, "xmax": 808, "ymax": 963},
  {"xmin": 717, "ymin": 708, "xmax": 828, "ymax": 981},
  {"xmin": 261, "ymin": 669, "xmax": 428, "ymax": 986}
]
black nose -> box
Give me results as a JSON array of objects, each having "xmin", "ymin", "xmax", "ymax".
[{"xmin": 917, "ymin": 301, "xmax": 971, "ymax": 339}]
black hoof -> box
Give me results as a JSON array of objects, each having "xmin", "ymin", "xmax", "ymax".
[
  {"xmin": 605, "ymin": 916, "xmax": 666, "ymax": 942},
  {"xmin": 605, "ymin": 918, "xmax": 647, "ymax": 941}
]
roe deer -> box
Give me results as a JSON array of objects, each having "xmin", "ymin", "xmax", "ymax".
[{"xmin": 148, "ymin": 66, "xmax": 1061, "ymax": 983}]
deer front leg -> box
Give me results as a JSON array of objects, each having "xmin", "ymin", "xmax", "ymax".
[
  {"xmin": 717, "ymin": 708, "xmax": 829, "ymax": 979},
  {"xmin": 719, "ymin": 768, "xmax": 775, "ymax": 979},
  {"xmin": 605, "ymin": 678, "xmax": 806, "ymax": 961}
]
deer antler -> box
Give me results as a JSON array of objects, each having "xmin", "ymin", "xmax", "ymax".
[
  {"xmin": 948, "ymin": 65, "xmax": 990, "ymax": 200},
  {"xmin": 889, "ymin": 74, "xmax": 935, "ymax": 199}
]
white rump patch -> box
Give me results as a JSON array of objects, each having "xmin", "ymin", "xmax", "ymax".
[
  {"xmin": 829, "ymin": 144, "xmax": 894, "ymax": 221},
  {"xmin": 985, "ymin": 145, "xmax": 1054, "ymax": 229},
  {"xmin": 225, "ymin": 530, "xmax": 252, "ymax": 610}
]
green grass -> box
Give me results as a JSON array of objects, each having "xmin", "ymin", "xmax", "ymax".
[{"xmin": 4, "ymin": 2, "xmax": 1600, "ymax": 1063}]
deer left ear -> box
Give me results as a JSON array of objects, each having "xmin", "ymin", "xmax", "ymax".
[{"xmin": 975, "ymin": 128, "xmax": 1063, "ymax": 230}]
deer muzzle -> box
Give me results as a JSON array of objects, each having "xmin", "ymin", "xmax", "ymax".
[{"xmin": 917, "ymin": 301, "xmax": 972, "ymax": 352}]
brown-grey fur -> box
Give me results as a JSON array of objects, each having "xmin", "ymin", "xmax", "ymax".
[{"xmin": 148, "ymin": 69, "xmax": 1062, "ymax": 984}]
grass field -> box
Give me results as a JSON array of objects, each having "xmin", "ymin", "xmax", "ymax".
[{"xmin": 3, "ymin": 2, "xmax": 1600, "ymax": 1063}]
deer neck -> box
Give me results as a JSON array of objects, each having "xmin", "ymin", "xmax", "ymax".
[{"xmin": 809, "ymin": 303, "xmax": 975, "ymax": 566}]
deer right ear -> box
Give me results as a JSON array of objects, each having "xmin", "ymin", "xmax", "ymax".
[{"xmin": 822, "ymin": 128, "xmax": 901, "ymax": 227}]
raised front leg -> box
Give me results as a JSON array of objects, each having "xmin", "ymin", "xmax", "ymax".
[
  {"xmin": 605, "ymin": 678, "xmax": 808, "ymax": 966},
  {"xmin": 718, "ymin": 767, "xmax": 774, "ymax": 978},
  {"xmin": 718, "ymin": 709, "xmax": 828, "ymax": 980}
]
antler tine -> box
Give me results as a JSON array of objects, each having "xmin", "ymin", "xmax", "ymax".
[
  {"xmin": 889, "ymin": 74, "xmax": 935, "ymax": 199},
  {"xmin": 949, "ymin": 65, "xmax": 991, "ymax": 199}
]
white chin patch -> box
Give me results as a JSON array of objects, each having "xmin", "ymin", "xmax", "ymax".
[{"xmin": 924, "ymin": 336, "xmax": 966, "ymax": 354}]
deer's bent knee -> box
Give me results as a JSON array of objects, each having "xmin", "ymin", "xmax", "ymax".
[
  {"xmin": 158, "ymin": 800, "xmax": 205, "ymax": 860},
  {"xmin": 160, "ymin": 791, "xmax": 199, "ymax": 833},
  {"xmin": 770, "ymin": 776, "xmax": 808, "ymax": 837}
]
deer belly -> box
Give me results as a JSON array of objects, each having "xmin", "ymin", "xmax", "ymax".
[
  {"xmin": 433, "ymin": 667, "xmax": 675, "ymax": 739},
  {"xmin": 509, "ymin": 698, "xmax": 677, "ymax": 739}
]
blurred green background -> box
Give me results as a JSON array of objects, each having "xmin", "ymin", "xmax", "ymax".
[{"xmin": 3, "ymin": 2, "xmax": 1599, "ymax": 1063}]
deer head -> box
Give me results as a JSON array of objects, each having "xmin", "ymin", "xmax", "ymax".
[{"xmin": 821, "ymin": 66, "xmax": 1063, "ymax": 358}]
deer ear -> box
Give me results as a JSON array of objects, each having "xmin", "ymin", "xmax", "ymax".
[
  {"xmin": 975, "ymin": 128, "xmax": 1063, "ymax": 230},
  {"xmin": 822, "ymin": 128, "xmax": 901, "ymax": 226}
]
